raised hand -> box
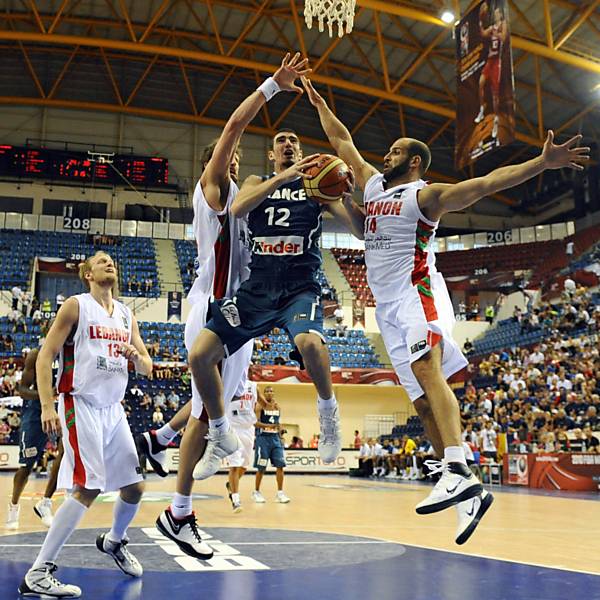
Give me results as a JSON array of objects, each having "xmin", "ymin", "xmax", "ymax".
[
  {"xmin": 278, "ymin": 154, "xmax": 320, "ymax": 183},
  {"xmin": 273, "ymin": 52, "xmax": 312, "ymax": 93},
  {"xmin": 542, "ymin": 130, "xmax": 590, "ymax": 171},
  {"xmin": 301, "ymin": 76, "xmax": 326, "ymax": 107}
]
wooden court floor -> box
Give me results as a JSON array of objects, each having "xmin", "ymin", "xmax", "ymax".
[{"xmin": 2, "ymin": 471, "xmax": 599, "ymax": 576}]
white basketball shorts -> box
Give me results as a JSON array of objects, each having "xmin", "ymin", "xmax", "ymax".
[
  {"xmin": 185, "ymin": 297, "xmax": 254, "ymax": 419},
  {"xmin": 58, "ymin": 394, "xmax": 143, "ymax": 492},
  {"xmin": 224, "ymin": 426, "xmax": 255, "ymax": 468},
  {"xmin": 375, "ymin": 276, "xmax": 468, "ymax": 402}
]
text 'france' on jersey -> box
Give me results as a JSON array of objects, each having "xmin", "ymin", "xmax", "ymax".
[{"xmin": 247, "ymin": 175, "xmax": 323, "ymax": 279}]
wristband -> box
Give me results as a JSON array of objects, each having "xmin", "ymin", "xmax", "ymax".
[{"xmin": 257, "ymin": 77, "xmax": 281, "ymax": 101}]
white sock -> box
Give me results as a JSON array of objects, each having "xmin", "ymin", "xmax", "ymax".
[
  {"xmin": 32, "ymin": 497, "xmax": 87, "ymax": 569},
  {"xmin": 209, "ymin": 415, "xmax": 230, "ymax": 434},
  {"xmin": 444, "ymin": 445, "xmax": 467, "ymax": 465},
  {"xmin": 317, "ymin": 395, "xmax": 337, "ymax": 412},
  {"xmin": 108, "ymin": 496, "xmax": 141, "ymax": 542},
  {"xmin": 155, "ymin": 424, "xmax": 178, "ymax": 446},
  {"xmin": 232, "ymin": 493, "xmax": 240, "ymax": 503},
  {"xmin": 170, "ymin": 493, "xmax": 192, "ymax": 520}
]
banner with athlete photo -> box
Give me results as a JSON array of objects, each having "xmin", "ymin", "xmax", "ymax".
[
  {"xmin": 455, "ymin": 0, "xmax": 516, "ymax": 169},
  {"xmin": 167, "ymin": 291, "xmax": 183, "ymax": 321}
]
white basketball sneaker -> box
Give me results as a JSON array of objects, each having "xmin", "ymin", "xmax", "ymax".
[
  {"xmin": 18, "ymin": 562, "xmax": 81, "ymax": 598},
  {"xmin": 251, "ymin": 490, "xmax": 266, "ymax": 504},
  {"xmin": 415, "ymin": 460, "xmax": 483, "ymax": 515},
  {"xmin": 275, "ymin": 491, "xmax": 290, "ymax": 504},
  {"xmin": 455, "ymin": 490, "xmax": 494, "ymax": 545},
  {"xmin": 318, "ymin": 406, "xmax": 342, "ymax": 464},
  {"xmin": 156, "ymin": 508, "xmax": 214, "ymax": 560},
  {"xmin": 474, "ymin": 106, "xmax": 485, "ymax": 124},
  {"xmin": 6, "ymin": 503, "xmax": 20, "ymax": 530},
  {"xmin": 34, "ymin": 498, "xmax": 54, "ymax": 528},
  {"xmin": 492, "ymin": 115, "xmax": 499, "ymax": 139},
  {"xmin": 136, "ymin": 430, "xmax": 169, "ymax": 477},
  {"xmin": 193, "ymin": 428, "xmax": 240, "ymax": 480},
  {"xmin": 96, "ymin": 533, "xmax": 143, "ymax": 577}
]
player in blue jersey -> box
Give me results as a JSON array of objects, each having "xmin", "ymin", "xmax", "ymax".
[
  {"xmin": 190, "ymin": 126, "xmax": 357, "ymax": 479},
  {"xmin": 6, "ymin": 347, "xmax": 63, "ymax": 530}
]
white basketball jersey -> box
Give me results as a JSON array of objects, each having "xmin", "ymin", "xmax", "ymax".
[
  {"xmin": 188, "ymin": 179, "xmax": 250, "ymax": 303},
  {"xmin": 228, "ymin": 380, "xmax": 258, "ymax": 428},
  {"xmin": 363, "ymin": 173, "xmax": 439, "ymax": 303},
  {"xmin": 57, "ymin": 293, "xmax": 132, "ymax": 408}
]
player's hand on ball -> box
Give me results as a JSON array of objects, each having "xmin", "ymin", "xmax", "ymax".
[
  {"xmin": 301, "ymin": 76, "xmax": 325, "ymax": 107},
  {"xmin": 279, "ymin": 154, "xmax": 320, "ymax": 183},
  {"xmin": 41, "ymin": 406, "xmax": 61, "ymax": 436},
  {"xmin": 273, "ymin": 52, "xmax": 312, "ymax": 93},
  {"xmin": 342, "ymin": 165, "xmax": 356, "ymax": 200},
  {"xmin": 542, "ymin": 130, "xmax": 590, "ymax": 171}
]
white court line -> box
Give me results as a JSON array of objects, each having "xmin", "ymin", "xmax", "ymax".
[{"xmin": 0, "ymin": 540, "xmax": 395, "ymax": 548}]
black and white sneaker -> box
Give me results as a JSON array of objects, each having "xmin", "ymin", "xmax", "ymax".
[
  {"xmin": 96, "ymin": 533, "xmax": 143, "ymax": 577},
  {"xmin": 226, "ymin": 482, "xmax": 242, "ymax": 513},
  {"xmin": 416, "ymin": 460, "xmax": 483, "ymax": 515},
  {"xmin": 455, "ymin": 490, "xmax": 494, "ymax": 545},
  {"xmin": 156, "ymin": 508, "xmax": 214, "ymax": 560},
  {"xmin": 19, "ymin": 562, "xmax": 81, "ymax": 597},
  {"xmin": 136, "ymin": 431, "xmax": 169, "ymax": 477}
]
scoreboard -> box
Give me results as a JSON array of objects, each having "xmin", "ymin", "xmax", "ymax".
[{"xmin": 0, "ymin": 145, "xmax": 169, "ymax": 187}]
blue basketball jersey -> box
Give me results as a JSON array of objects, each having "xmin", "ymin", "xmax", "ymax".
[
  {"xmin": 257, "ymin": 407, "xmax": 280, "ymax": 436},
  {"xmin": 247, "ymin": 175, "xmax": 323, "ymax": 279}
]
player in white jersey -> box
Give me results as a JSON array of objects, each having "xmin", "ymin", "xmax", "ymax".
[
  {"xmin": 19, "ymin": 251, "xmax": 153, "ymax": 598},
  {"xmin": 154, "ymin": 53, "xmax": 312, "ymax": 560},
  {"xmin": 303, "ymin": 76, "xmax": 589, "ymax": 543},
  {"xmin": 224, "ymin": 378, "xmax": 262, "ymax": 512}
]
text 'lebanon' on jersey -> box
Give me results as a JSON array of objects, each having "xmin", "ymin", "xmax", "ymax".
[{"xmin": 247, "ymin": 175, "xmax": 323, "ymax": 277}]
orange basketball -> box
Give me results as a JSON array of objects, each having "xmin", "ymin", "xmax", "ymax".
[{"xmin": 303, "ymin": 154, "xmax": 350, "ymax": 203}]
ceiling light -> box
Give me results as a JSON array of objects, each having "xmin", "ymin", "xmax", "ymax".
[{"xmin": 441, "ymin": 10, "xmax": 455, "ymax": 24}]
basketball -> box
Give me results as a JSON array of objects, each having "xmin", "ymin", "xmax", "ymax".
[{"xmin": 303, "ymin": 154, "xmax": 350, "ymax": 202}]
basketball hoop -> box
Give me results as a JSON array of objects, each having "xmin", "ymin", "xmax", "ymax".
[{"xmin": 304, "ymin": 0, "xmax": 356, "ymax": 37}]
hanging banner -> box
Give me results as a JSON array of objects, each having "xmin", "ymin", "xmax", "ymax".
[
  {"xmin": 167, "ymin": 291, "xmax": 182, "ymax": 321},
  {"xmin": 455, "ymin": 0, "xmax": 515, "ymax": 169}
]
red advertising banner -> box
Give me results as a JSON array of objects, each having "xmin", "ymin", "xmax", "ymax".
[
  {"xmin": 249, "ymin": 364, "xmax": 399, "ymax": 385},
  {"xmin": 504, "ymin": 453, "xmax": 600, "ymax": 491},
  {"xmin": 455, "ymin": 0, "xmax": 516, "ymax": 169}
]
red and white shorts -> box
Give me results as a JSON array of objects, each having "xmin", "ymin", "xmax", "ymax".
[
  {"xmin": 58, "ymin": 394, "xmax": 142, "ymax": 492},
  {"xmin": 482, "ymin": 56, "xmax": 501, "ymax": 97},
  {"xmin": 185, "ymin": 297, "xmax": 254, "ymax": 419},
  {"xmin": 224, "ymin": 426, "xmax": 255, "ymax": 468},
  {"xmin": 375, "ymin": 276, "xmax": 467, "ymax": 402}
]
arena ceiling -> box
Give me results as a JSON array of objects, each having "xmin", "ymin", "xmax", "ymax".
[{"xmin": 1, "ymin": 0, "xmax": 599, "ymax": 219}]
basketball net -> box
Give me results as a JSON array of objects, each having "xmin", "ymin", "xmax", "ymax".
[{"xmin": 304, "ymin": 0, "xmax": 356, "ymax": 37}]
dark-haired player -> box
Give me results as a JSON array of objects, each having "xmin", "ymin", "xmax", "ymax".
[
  {"xmin": 302, "ymin": 75, "xmax": 589, "ymax": 544},
  {"xmin": 188, "ymin": 122, "xmax": 359, "ymax": 480}
]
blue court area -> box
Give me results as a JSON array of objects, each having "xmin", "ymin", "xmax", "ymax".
[{"xmin": 1, "ymin": 526, "xmax": 598, "ymax": 600}]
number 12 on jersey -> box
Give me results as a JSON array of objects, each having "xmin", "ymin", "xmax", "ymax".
[{"xmin": 265, "ymin": 206, "xmax": 290, "ymax": 227}]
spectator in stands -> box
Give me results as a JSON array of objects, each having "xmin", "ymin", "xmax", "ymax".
[
  {"xmin": 55, "ymin": 292, "xmax": 65, "ymax": 310},
  {"xmin": 152, "ymin": 406, "xmax": 165, "ymax": 427},
  {"xmin": 290, "ymin": 436, "xmax": 303, "ymax": 448},
  {"xmin": 583, "ymin": 427, "xmax": 599, "ymax": 452},
  {"xmin": 20, "ymin": 291, "xmax": 32, "ymax": 317},
  {"xmin": 9, "ymin": 309, "xmax": 27, "ymax": 334},
  {"xmin": 31, "ymin": 308, "xmax": 43, "ymax": 326},
  {"xmin": 11, "ymin": 285, "xmax": 22, "ymax": 310},
  {"xmin": 513, "ymin": 306, "xmax": 522, "ymax": 323},
  {"xmin": 129, "ymin": 383, "xmax": 144, "ymax": 402},
  {"xmin": 458, "ymin": 301, "xmax": 467, "ymax": 321},
  {"xmin": 7, "ymin": 410, "xmax": 20, "ymax": 432},
  {"xmin": 41, "ymin": 298, "xmax": 52, "ymax": 313},
  {"xmin": 570, "ymin": 428, "xmax": 585, "ymax": 452},
  {"xmin": 161, "ymin": 346, "xmax": 173, "ymax": 361},
  {"xmin": 171, "ymin": 347, "xmax": 181, "ymax": 362},
  {"xmin": 463, "ymin": 338, "xmax": 474, "ymax": 356},
  {"xmin": 167, "ymin": 390, "xmax": 180, "ymax": 411},
  {"xmin": 127, "ymin": 275, "xmax": 139, "ymax": 294},
  {"xmin": 30, "ymin": 295, "xmax": 39, "ymax": 314},
  {"xmin": 0, "ymin": 419, "xmax": 10, "ymax": 443},
  {"xmin": 321, "ymin": 283, "xmax": 333, "ymax": 301},
  {"xmin": 358, "ymin": 439, "xmax": 373, "ymax": 476},
  {"xmin": 468, "ymin": 301, "xmax": 479, "ymax": 321},
  {"xmin": 144, "ymin": 278, "xmax": 153, "ymax": 294},
  {"xmin": 154, "ymin": 390, "xmax": 167, "ymax": 409},
  {"xmin": 584, "ymin": 405, "xmax": 598, "ymax": 428},
  {"xmin": 140, "ymin": 393, "xmax": 152, "ymax": 411},
  {"xmin": 353, "ymin": 430, "xmax": 362, "ymax": 449},
  {"xmin": 485, "ymin": 305, "xmax": 495, "ymax": 323},
  {"xmin": 261, "ymin": 335, "xmax": 272, "ymax": 351},
  {"xmin": 273, "ymin": 355, "xmax": 286, "ymax": 366},
  {"xmin": 309, "ymin": 434, "xmax": 319, "ymax": 448},
  {"xmin": 3, "ymin": 334, "xmax": 14, "ymax": 354}
]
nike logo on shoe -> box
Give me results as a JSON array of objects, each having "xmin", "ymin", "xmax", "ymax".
[
  {"xmin": 466, "ymin": 500, "xmax": 476, "ymax": 517},
  {"xmin": 446, "ymin": 483, "xmax": 460, "ymax": 494}
]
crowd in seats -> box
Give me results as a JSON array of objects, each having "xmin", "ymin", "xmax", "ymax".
[
  {"xmin": 0, "ymin": 230, "xmax": 160, "ymax": 297},
  {"xmin": 473, "ymin": 287, "xmax": 599, "ymax": 355},
  {"xmin": 0, "ymin": 317, "xmax": 46, "ymax": 359},
  {"xmin": 0, "ymin": 360, "xmax": 22, "ymax": 444}
]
